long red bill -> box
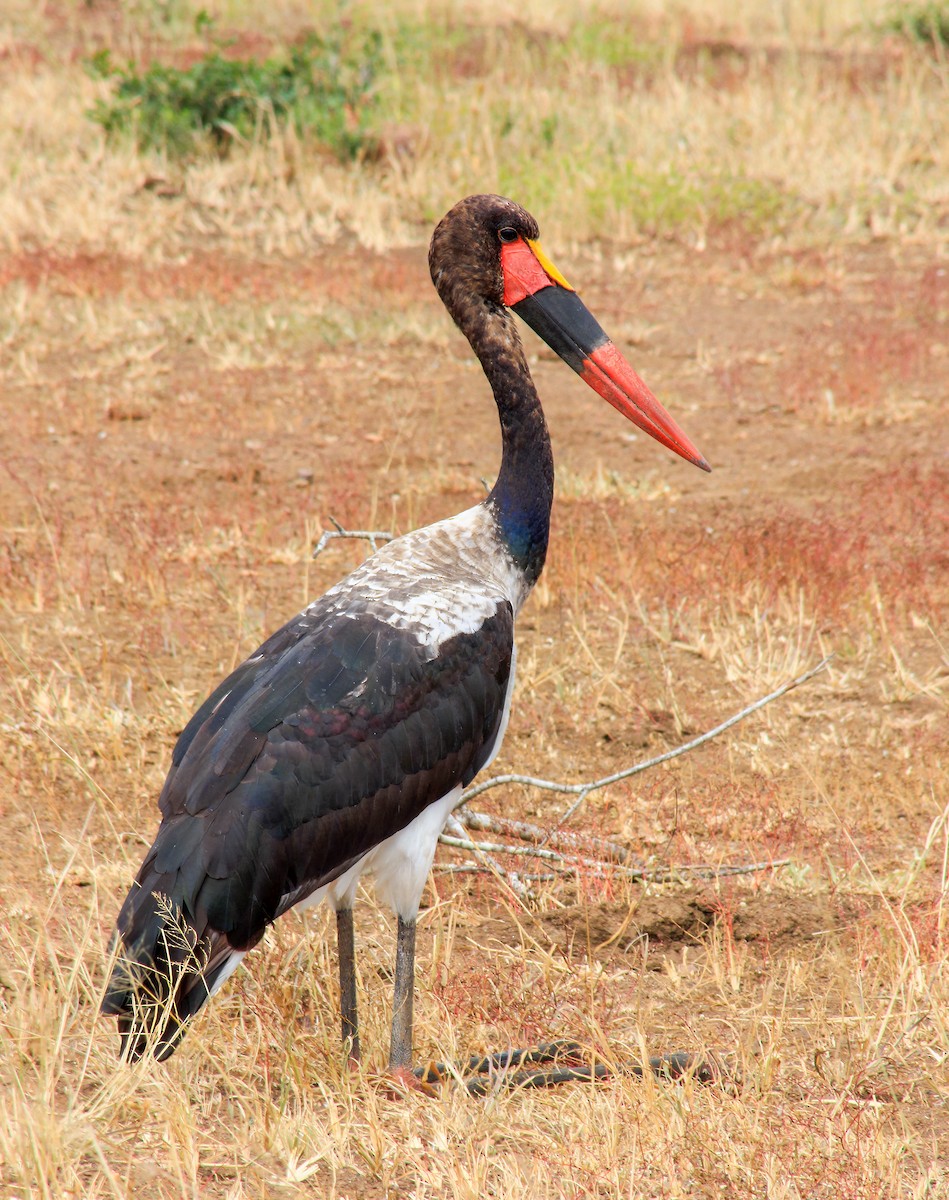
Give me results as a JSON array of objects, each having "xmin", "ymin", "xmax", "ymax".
[
  {"xmin": 502, "ymin": 237, "xmax": 710, "ymax": 471},
  {"xmin": 581, "ymin": 341, "xmax": 710, "ymax": 471}
]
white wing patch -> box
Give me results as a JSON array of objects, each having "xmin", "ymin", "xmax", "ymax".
[{"xmin": 313, "ymin": 504, "xmax": 528, "ymax": 651}]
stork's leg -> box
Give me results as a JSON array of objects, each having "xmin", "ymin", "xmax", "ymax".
[
  {"xmin": 336, "ymin": 906, "xmax": 360, "ymax": 1064},
  {"xmin": 388, "ymin": 914, "xmax": 416, "ymax": 1074},
  {"xmin": 377, "ymin": 905, "xmax": 721, "ymax": 1094}
]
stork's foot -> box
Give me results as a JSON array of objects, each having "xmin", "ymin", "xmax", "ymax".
[
  {"xmin": 414, "ymin": 1040, "xmax": 592, "ymax": 1095},
  {"xmin": 385, "ymin": 1065, "xmax": 440, "ymax": 1097},
  {"xmin": 414, "ymin": 1040, "xmax": 727, "ymax": 1095}
]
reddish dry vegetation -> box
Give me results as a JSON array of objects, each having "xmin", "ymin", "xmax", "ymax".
[{"xmin": 1, "ymin": 227, "xmax": 948, "ymax": 1197}]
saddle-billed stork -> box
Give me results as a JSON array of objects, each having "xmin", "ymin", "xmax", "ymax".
[{"xmin": 102, "ymin": 195, "xmax": 709, "ymax": 1086}]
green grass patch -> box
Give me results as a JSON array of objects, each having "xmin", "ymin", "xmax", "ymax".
[
  {"xmin": 883, "ymin": 3, "xmax": 949, "ymax": 47},
  {"xmin": 86, "ymin": 28, "xmax": 382, "ymax": 160},
  {"xmin": 561, "ymin": 16, "xmax": 668, "ymax": 71},
  {"xmin": 589, "ymin": 166, "xmax": 789, "ymax": 232},
  {"xmin": 495, "ymin": 147, "xmax": 791, "ymax": 239}
]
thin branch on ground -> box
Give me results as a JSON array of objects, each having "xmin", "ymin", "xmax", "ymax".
[
  {"xmin": 443, "ymin": 814, "xmax": 533, "ymax": 898},
  {"xmin": 313, "ymin": 516, "xmax": 394, "ymax": 558},
  {"xmin": 438, "ymin": 833, "xmax": 788, "ymax": 884},
  {"xmin": 457, "ymin": 655, "xmax": 833, "ymax": 822},
  {"xmin": 434, "ymin": 864, "xmax": 558, "ymax": 882},
  {"xmin": 456, "ymin": 809, "xmax": 640, "ymax": 865},
  {"xmin": 439, "ymin": 656, "xmax": 832, "ymax": 885}
]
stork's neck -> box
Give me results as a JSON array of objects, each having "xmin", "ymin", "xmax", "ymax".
[{"xmin": 475, "ymin": 310, "xmax": 554, "ymax": 587}]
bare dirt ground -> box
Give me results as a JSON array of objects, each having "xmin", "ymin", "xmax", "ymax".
[{"xmin": 2, "ymin": 215, "xmax": 948, "ymax": 1194}]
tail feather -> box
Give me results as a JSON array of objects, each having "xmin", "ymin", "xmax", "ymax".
[{"xmin": 102, "ymin": 876, "xmax": 235, "ymax": 1061}]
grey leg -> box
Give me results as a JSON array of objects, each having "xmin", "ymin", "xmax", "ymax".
[
  {"xmin": 336, "ymin": 906, "xmax": 360, "ymax": 1064},
  {"xmin": 388, "ymin": 915, "xmax": 416, "ymax": 1072}
]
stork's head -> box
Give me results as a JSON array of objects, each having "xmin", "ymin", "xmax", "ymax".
[{"xmin": 430, "ymin": 194, "xmax": 710, "ymax": 472}]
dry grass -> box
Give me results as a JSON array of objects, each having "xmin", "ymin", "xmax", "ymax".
[
  {"xmin": 0, "ymin": 0, "xmax": 946, "ymax": 255},
  {"xmin": 2, "ymin": 0, "xmax": 949, "ymax": 1196},
  {"xmin": 3, "ymin": 828, "xmax": 949, "ymax": 1197}
]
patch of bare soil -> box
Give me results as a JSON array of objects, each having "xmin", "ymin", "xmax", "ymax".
[{"xmin": 469, "ymin": 886, "xmax": 843, "ymax": 957}]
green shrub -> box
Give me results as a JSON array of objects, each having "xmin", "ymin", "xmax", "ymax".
[
  {"xmin": 884, "ymin": 3, "xmax": 949, "ymax": 47},
  {"xmin": 86, "ymin": 30, "xmax": 382, "ymax": 160}
]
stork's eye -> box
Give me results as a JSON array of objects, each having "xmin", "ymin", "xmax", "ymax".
[{"xmin": 497, "ymin": 227, "xmax": 519, "ymax": 244}]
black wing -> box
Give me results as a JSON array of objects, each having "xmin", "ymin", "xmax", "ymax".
[{"xmin": 103, "ymin": 600, "xmax": 513, "ymax": 1058}]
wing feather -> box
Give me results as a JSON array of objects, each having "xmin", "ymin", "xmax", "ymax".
[{"xmin": 103, "ymin": 596, "xmax": 514, "ymax": 1058}]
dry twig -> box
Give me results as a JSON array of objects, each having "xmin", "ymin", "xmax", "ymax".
[
  {"xmin": 439, "ymin": 656, "xmax": 832, "ymax": 889},
  {"xmin": 456, "ymin": 810, "xmax": 639, "ymax": 864},
  {"xmin": 313, "ymin": 516, "xmax": 394, "ymax": 558}
]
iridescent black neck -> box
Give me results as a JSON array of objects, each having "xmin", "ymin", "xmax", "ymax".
[
  {"xmin": 474, "ymin": 307, "xmax": 554, "ymax": 586},
  {"xmin": 429, "ymin": 210, "xmax": 554, "ymax": 589}
]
